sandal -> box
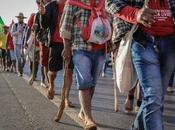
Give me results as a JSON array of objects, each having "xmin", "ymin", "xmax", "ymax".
[
  {"xmin": 78, "ymin": 112, "xmax": 85, "ymax": 122},
  {"xmin": 84, "ymin": 123, "xmax": 97, "ymax": 130},
  {"xmin": 47, "ymin": 89, "xmax": 55, "ymax": 100},
  {"xmin": 65, "ymin": 101, "xmax": 75, "ymax": 108}
]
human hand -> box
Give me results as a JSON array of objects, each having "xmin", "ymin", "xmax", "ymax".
[
  {"xmin": 136, "ymin": 7, "xmax": 156, "ymax": 28},
  {"xmin": 62, "ymin": 46, "xmax": 72, "ymax": 61}
]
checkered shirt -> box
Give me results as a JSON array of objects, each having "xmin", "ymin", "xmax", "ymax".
[
  {"xmin": 60, "ymin": 0, "xmax": 111, "ymax": 51},
  {"xmin": 105, "ymin": 0, "xmax": 175, "ymax": 44}
]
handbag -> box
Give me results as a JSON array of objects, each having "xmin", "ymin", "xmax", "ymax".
[{"xmin": 114, "ymin": 0, "xmax": 149, "ymax": 93}]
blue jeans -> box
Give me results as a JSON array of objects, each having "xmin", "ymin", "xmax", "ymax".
[
  {"xmin": 15, "ymin": 44, "xmax": 25, "ymax": 74},
  {"xmin": 131, "ymin": 34, "xmax": 175, "ymax": 130},
  {"xmin": 73, "ymin": 50, "xmax": 105, "ymax": 90}
]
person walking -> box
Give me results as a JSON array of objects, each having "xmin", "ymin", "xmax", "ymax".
[
  {"xmin": 38, "ymin": 0, "xmax": 74, "ymax": 107},
  {"xmin": 60, "ymin": 0, "xmax": 112, "ymax": 129},
  {"xmin": 11, "ymin": 12, "xmax": 28, "ymax": 76},
  {"xmin": 106, "ymin": 0, "xmax": 175, "ymax": 129},
  {"xmin": 35, "ymin": 0, "xmax": 50, "ymax": 88}
]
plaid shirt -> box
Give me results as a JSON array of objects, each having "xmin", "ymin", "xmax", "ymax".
[
  {"xmin": 60, "ymin": 0, "xmax": 110, "ymax": 51},
  {"xmin": 105, "ymin": 0, "xmax": 175, "ymax": 44}
]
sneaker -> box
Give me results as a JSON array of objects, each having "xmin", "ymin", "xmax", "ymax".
[
  {"xmin": 18, "ymin": 72, "xmax": 23, "ymax": 77},
  {"xmin": 101, "ymin": 72, "xmax": 105, "ymax": 77},
  {"xmin": 167, "ymin": 86, "xmax": 174, "ymax": 93}
]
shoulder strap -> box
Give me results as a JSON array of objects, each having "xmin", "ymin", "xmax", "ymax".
[
  {"xmin": 15, "ymin": 23, "xmax": 18, "ymax": 28},
  {"xmin": 14, "ymin": 23, "xmax": 18, "ymax": 31}
]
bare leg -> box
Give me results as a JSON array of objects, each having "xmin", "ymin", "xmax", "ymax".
[
  {"xmin": 44, "ymin": 66, "xmax": 49, "ymax": 87},
  {"xmin": 78, "ymin": 87, "xmax": 95, "ymax": 121},
  {"xmin": 79, "ymin": 88, "xmax": 96, "ymax": 127},
  {"xmin": 124, "ymin": 87, "xmax": 136, "ymax": 113},
  {"xmin": 135, "ymin": 84, "xmax": 142, "ymax": 112},
  {"xmin": 41, "ymin": 66, "xmax": 45, "ymax": 86},
  {"xmin": 47, "ymin": 71, "xmax": 57, "ymax": 100},
  {"xmin": 64, "ymin": 68, "xmax": 74, "ymax": 107}
]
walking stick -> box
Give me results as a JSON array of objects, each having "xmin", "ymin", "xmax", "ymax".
[
  {"xmin": 28, "ymin": 27, "xmax": 36, "ymax": 85},
  {"xmin": 111, "ymin": 51, "xmax": 118, "ymax": 112},
  {"xmin": 54, "ymin": 60, "xmax": 69, "ymax": 122}
]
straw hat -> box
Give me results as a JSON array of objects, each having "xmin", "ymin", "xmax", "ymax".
[{"xmin": 15, "ymin": 12, "xmax": 27, "ymax": 19}]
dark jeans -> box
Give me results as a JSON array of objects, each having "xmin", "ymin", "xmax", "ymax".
[{"xmin": 131, "ymin": 33, "xmax": 175, "ymax": 130}]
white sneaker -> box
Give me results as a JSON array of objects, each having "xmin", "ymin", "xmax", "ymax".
[
  {"xmin": 167, "ymin": 86, "xmax": 174, "ymax": 92},
  {"xmin": 101, "ymin": 72, "xmax": 105, "ymax": 77}
]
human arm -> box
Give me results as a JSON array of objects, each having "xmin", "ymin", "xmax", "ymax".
[{"xmin": 105, "ymin": 0, "xmax": 156, "ymax": 27}]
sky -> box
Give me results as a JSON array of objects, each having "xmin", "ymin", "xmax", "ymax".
[{"xmin": 0, "ymin": 0, "xmax": 38, "ymax": 25}]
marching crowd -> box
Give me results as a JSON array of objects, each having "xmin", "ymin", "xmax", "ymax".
[{"xmin": 0, "ymin": 0, "xmax": 175, "ymax": 130}]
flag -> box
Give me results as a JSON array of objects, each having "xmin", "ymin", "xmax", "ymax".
[{"xmin": 0, "ymin": 16, "xmax": 5, "ymax": 34}]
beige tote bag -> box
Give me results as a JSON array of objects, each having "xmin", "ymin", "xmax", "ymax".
[
  {"xmin": 114, "ymin": 25, "xmax": 138, "ymax": 93},
  {"xmin": 114, "ymin": 0, "xmax": 149, "ymax": 93}
]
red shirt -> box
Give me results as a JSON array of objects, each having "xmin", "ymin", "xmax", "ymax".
[
  {"xmin": 7, "ymin": 32, "xmax": 14, "ymax": 50},
  {"xmin": 141, "ymin": 0, "xmax": 175, "ymax": 36},
  {"xmin": 116, "ymin": 0, "xmax": 175, "ymax": 36},
  {"xmin": 28, "ymin": 13, "xmax": 35, "ymax": 29},
  {"xmin": 92, "ymin": 43, "xmax": 105, "ymax": 51},
  {"xmin": 52, "ymin": 3, "xmax": 64, "ymax": 43}
]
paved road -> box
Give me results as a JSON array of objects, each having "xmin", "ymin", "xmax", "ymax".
[
  {"xmin": 0, "ymin": 72, "xmax": 82, "ymax": 130},
  {"xmin": 0, "ymin": 65, "xmax": 175, "ymax": 130}
]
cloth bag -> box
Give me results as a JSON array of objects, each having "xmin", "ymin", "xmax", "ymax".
[
  {"xmin": 114, "ymin": 0, "xmax": 149, "ymax": 93},
  {"xmin": 114, "ymin": 25, "xmax": 138, "ymax": 93}
]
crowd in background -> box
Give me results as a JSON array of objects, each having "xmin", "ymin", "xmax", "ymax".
[{"xmin": 0, "ymin": 0, "xmax": 175, "ymax": 130}]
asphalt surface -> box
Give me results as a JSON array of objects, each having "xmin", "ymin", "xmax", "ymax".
[{"xmin": 0, "ymin": 65, "xmax": 175, "ymax": 130}]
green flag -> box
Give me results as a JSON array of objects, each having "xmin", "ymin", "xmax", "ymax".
[{"xmin": 0, "ymin": 16, "xmax": 5, "ymax": 34}]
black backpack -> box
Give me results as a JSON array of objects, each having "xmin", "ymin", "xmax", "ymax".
[
  {"xmin": 35, "ymin": 12, "xmax": 50, "ymax": 47},
  {"xmin": 36, "ymin": 28, "xmax": 50, "ymax": 47}
]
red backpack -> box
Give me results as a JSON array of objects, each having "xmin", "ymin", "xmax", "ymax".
[{"xmin": 67, "ymin": 0, "xmax": 112, "ymax": 44}]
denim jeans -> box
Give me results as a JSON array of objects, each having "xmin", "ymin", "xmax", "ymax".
[
  {"xmin": 131, "ymin": 35, "xmax": 175, "ymax": 130},
  {"xmin": 73, "ymin": 50, "xmax": 105, "ymax": 90},
  {"xmin": 15, "ymin": 44, "xmax": 26, "ymax": 74}
]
